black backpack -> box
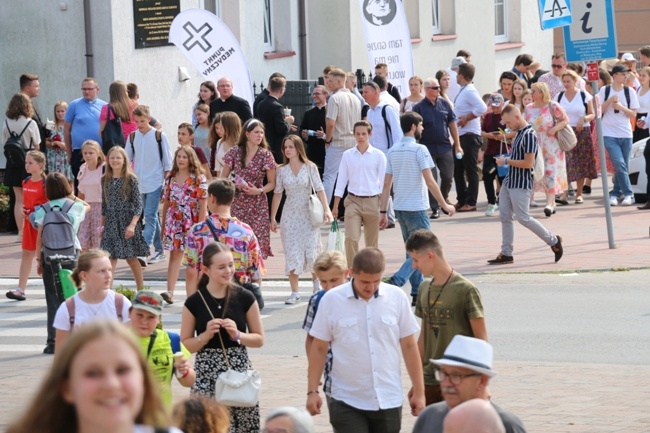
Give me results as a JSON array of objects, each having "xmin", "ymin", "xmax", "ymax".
[
  {"xmin": 129, "ymin": 129, "xmax": 163, "ymax": 162},
  {"xmin": 4, "ymin": 119, "xmax": 33, "ymax": 169},
  {"xmin": 101, "ymin": 105, "xmax": 126, "ymax": 155},
  {"xmin": 603, "ymin": 85, "xmax": 631, "ymax": 116},
  {"xmin": 41, "ymin": 199, "xmax": 77, "ymax": 259}
]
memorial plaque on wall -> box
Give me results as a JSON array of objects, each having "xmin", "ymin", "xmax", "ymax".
[{"xmin": 133, "ymin": 0, "xmax": 180, "ymax": 49}]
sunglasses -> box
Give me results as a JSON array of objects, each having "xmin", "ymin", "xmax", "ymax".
[
  {"xmin": 551, "ymin": 64, "xmax": 565, "ymax": 69},
  {"xmin": 426, "ymin": 86, "xmax": 441, "ymax": 90}
]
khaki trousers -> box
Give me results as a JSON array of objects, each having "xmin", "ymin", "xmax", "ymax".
[{"xmin": 343, "ymin": 194, "xmax": 380, "ymax": 267}]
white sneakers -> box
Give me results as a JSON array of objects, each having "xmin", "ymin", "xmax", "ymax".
[
  {"xmin": 621, "ymin": 195, "xmax": 635, "ymax": 206},
  {"xmin": 148, "ymin": 251, "xmax": 166, "ymax": 264},
  {"xmin": 485, "ymin": 204, "xmax": 499, "ymax": 217},
  {"xmin": 285, "ymin": 292, "xmax": 301, "ymax": 305}
]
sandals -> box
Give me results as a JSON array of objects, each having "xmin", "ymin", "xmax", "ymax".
[
  {"xmin": 6, "ymin": 289, "xmax": 26, "ymax": 301},
  {"xmin": 161, "ymin": 291, "xmax": 174, "ymax": 305}
]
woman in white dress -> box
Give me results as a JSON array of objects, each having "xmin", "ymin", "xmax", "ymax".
[{"xmin": 270, "ymin": 135, "xmax": 333, "ymax": 304}]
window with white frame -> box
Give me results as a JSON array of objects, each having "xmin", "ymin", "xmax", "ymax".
[
  {"xmin": 263, "ymin": 0, "xmax": 274, "ymax": 51},
  {"xmin": 432, "ymin": 0, "xmax": 441, "ymax": 35},
  {"xmin": 199, "ymin": 0, "xmax": 220, "ymax": 16},
  {"xmin": 495, "ymin": 0, "xmax": 508, "ymax": 43}
]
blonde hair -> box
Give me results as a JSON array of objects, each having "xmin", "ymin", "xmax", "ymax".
[
  {"xmin": 53, "ymin": 101, "xmax": 68, "ymax": 126},
  {"xmin": 561, "ymin": 70, "xmax": 581, "ymax": 84},
  {"xmin": 531, "ymin": 82, "xmax": 551, "ymax": 103},
  {"xmin": 81, "ymin": 140, "xmax": 105, "ymax": 166},
  {"xmin": 5, "ymin": 321, "xmax": 168, "ymax": 433},
  {"xmin": 26, "ymin": 150, "xmax": 46, "ymax": 178},
  {"xmin": 70, "ymin": 249, "xmax": 111, "ymax": 288},
  {"xmin": 313, "ymin": 250, "xmax": 347, "ymax": 274}
]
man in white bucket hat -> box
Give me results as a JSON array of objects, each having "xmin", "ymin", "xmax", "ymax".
[{"xmin": 411, "ymin": 335, "xmax": 526, "ymax": 433}]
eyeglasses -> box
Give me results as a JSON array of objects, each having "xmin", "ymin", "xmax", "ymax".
[
  {"xmin": 551, "ymin": 64, "xmax": 565, "ymax": 69},
  {"xmin": 426, "ymin": 86, "xmax": 441, "ymax": 90},
  {"xmin": 312, "ymin": 92, "xmax": 324, "ymax": 96},
  {"xmin": 435, "ymin": 370, "xmax": 481, "ymax": 385},
  {"xmin": 81, "ymin": 88, "xmax": 97, "ymax": 91}
]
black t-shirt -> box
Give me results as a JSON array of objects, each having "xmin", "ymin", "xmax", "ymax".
[{"xmin": 185, "ymin": 285, "xmax": 255, "ymax": 349}]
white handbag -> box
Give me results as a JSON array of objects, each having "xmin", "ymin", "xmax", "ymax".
[
  {"xmin": 307, "ymin": 164, "xmax": 325, "ymax": 227},
  {"xmin": 198, "ymin": 290, "xmax": 261, "ymax": 407}
]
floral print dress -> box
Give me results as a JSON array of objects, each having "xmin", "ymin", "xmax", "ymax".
[
  {"xmin": 223, "ymin": 146, "xmax": 276, "ymax": 259},
  {"xmin": 525, "ymin": 102, "xmax": 569, "ymax": 194},
  {"xmin": 162, "ymin": 173, "xmax": 208, "ymax": 251},
  {"xmin": 48, "ymin": 124, "xmax": 73, "ymax": 180}
]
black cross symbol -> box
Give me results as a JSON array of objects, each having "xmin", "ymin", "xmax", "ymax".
[{"xmin": 182, "ymin": 21, "xmax": 213, "ymax": 52}]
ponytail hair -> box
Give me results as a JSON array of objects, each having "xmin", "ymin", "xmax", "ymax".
[{"xmin": 70, "ymin": 249, "xmax": 110, "ymax": 288}]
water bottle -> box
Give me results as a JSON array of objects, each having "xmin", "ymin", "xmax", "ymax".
[{"xmin": 456, "ymin": 152, "xmax": 463, "ymax": 160}]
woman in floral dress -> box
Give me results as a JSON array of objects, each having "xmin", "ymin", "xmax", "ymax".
[
  {"xmin": 161, "ymin": 146, "xmax": 208, "ymax": 304},
  {"xmin": 47, "ymin": 102, "xmax": 73, "ymax": 184},
  {"xmin": 270, "ymin": 136, "xmax": 333, "ymax": 304},
  {"xmin": 525, "ymin": 82, "xmax": 569, "ymax": 217},
  {"xmin": 221, "ymin": 119, "xmax": 276, "ymax": 259}
]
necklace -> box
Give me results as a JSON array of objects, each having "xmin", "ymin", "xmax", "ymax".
[
  {"xmin": 426, "ymin": 269, "xmax": 455, "ymax": 339},
  {"xmin": 211, "ymin": 294, "xmax": 224, "ymax": 310}
]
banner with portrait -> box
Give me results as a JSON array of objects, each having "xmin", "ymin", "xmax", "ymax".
[
  {"xmin": 358, "ymin": 0, "xmax": 414, "ymax": 97},
  {"xmin": 169, "ymin": 9, "xmax": 254, "ymax": 104}
]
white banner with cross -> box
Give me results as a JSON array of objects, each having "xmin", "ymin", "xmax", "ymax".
[
  {"xmin": 358, "ymin": 0, "xmax": 414, "ymax": 98},
  {"xmin": 169, "ymin": 9, "xmax": 254, "ymax": 105}
]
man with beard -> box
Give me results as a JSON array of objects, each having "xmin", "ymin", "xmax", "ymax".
[{"xmin": 379, "ymin": 112, "xmax": 455, "ymax": 305}]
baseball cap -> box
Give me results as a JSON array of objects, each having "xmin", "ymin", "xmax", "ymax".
[
  {"xmin": 451, "ymin": 56, "xmax": 467, "ymax": 70},
  {"xmin": 611, "ymin": 64, "xmax": 631, "ymax": 75},
  {"xmin": 621, "ymin": 52, "xmax": 636, "ymax": 62},
  {"xmin": 488, "ymin": 93, "xmax": 505, "ymax": 106},
  {"xmin": 132, "ymin": 290, "xmax": 164, "ymax": 316}
]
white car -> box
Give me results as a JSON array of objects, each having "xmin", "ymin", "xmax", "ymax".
[{"xmin": 630, "ymin": 138, "xmax": 648, "ymax": 203}]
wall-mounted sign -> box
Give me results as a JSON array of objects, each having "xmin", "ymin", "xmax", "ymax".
[{"xmin": 133, "ymin": 0, "xmax": 180, "ymax": 49}]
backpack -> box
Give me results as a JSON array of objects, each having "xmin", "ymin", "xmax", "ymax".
[
  {"xmin": 360, "ymin": 104, "xmax": 394, "ymax": 148},
  {"xmin": 130, "ymin": 129, "xmax": 163, "ymax": 162},
  {"xmin": 101, "ymin": 104, "xmax": 126, "ymax": 155},
  {"xmin": 603, "ymin": 85, "xmax": 630, "ymax": 117},
  {"xmin": 4, "ymin": 119, "xmax": 33, "ymax": 169},
  {"xmin": 66, "ymin": 292, "xmax": 125, "ymax": 328},
  {"xmin": 41, "ymin": 199, "xmax": 77, "ymax": 259}
]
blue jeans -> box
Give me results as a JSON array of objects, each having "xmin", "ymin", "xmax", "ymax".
[
  {"xmin": 142, "ymin": 185, "xmax": 163, "ymax": 254},
  {"xmin": 392, "ymin": 210, "xmax": 430, "ymax": 295},
  {"xmin": 603, "ymin": 136, "xmax": 633, "ymax": 197}
]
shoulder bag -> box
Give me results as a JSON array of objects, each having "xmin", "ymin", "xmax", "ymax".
[
  {"xmin": 548, "ymin": 102, "xmax": 577, "ymax": 152},
  {"xmin": 197, "ymin": 289, "xmax": 261, "ymax": 407},
  {"xmin": 307, "ymin": 164, "xmax": 325, "ymax": 227}
]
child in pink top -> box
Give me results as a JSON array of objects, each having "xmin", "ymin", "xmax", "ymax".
[{"xmin": 77, "ymin": 140, "xmax": 105, "ymax": 250}]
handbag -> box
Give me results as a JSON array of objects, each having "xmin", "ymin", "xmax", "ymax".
[
  {"xmin": 101, "ymin": 104, "xmax": 125, "ymax": 155},
  {"xmin": 496, "ymin": 135, "xmax": 511, "ymax": 178},
  {"xmin": 197, "ymin": 289, "xmax": 261, "ymax": 407},
  {"xmin": 307, "ymin": 164, "xmax": 325, "ymax": 227},
  {"xmin": 326, "ymin": 221, "xmax": 346, "ymax": 258},
  {"xmin": 548, "ymin": 102, "xmax": 577, "ymax": 152}
]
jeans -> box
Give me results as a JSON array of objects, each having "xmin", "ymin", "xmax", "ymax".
[
  {"xmin": 428, "ymin": 149, "xmax": 454, "ymax": 210},
  {"xmin": 42, "ymin": 254, "xmax": 76, "ymax": 346},
  {"xmin": 141, "ymin": 185, "xmax": 163, "ymax": 254},
  {"xmin": 603, "ymin": 136, "xmax": 634, "ymax": 197},
  {"xmin": 499, "ymin": 186, "xmax": 557, "ymax": 256},
  {"xmin": 454, "ymin": 134, "xmax": 482, "ymax": 206},
  {"xmin": 392, "ymin": 210, "xmax": 429, "ymax": 295}
]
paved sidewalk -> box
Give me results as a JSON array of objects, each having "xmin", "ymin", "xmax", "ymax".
[{"xmin": 1, "ymin": 177, "xmax": 647, "ymax": 283}]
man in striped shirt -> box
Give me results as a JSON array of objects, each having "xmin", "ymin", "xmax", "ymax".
[
  {"xmin": 379, "ymin": 112, "xmax": 455, "ymax": 303},
  {"xmin": 488, "ymin": 105, "xmax": 563, "ymax": 265}
]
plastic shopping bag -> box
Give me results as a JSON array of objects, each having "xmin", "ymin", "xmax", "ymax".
[{"xmin": 326, "ymin": 221, "xmax": 346, "ymax": 259}]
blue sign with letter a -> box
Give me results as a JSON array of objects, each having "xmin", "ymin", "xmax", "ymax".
[
  {"xmin": 563, "ymin": 0, "xmax": 617, "ymax": 62},
  {"xmin": 538, "ymin": 0, "xmax": 573, "ymax": 30}
]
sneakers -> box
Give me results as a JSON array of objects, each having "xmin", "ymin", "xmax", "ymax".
[
  {"xmin": 148, "ymin": 251, "xmax": 166, "ymax": 264},
  {"xmin": 621, "ymin": 195, "xmax": 635, "ymax": 206},
  {"xmin": 137, "ymin": 257, "xmax": 148, "ymax": 268},
  {"xmin": 487, "ymin": 253, "xmax": 514, "ymax": 265},
  {"xmin": 285, "ymin": 292, "xmax": 301, "ymax": 305},
  {"xmin": 485, "ymin": 204, "xmax": 499, "ymax": 217},
  {"xmin": 609, "ymin": 196, "xmax": 618, "ymax": 207},
  {"xmin": 551, "ymin": 235, "xmax": 563, "ymax": 263}
]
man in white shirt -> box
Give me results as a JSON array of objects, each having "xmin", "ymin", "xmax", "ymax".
[
  {"xmin": 599, "ymin": 64, "xmax": 640, "ymax": 206},
  {"xmin": 373, "ymin": 75, "xmax": 401, "ymax": 113},
  {"xmin": 454, "ymin": 63, "xmax": 487, "ymax": 212},
  {"xmin": 307, "ymin": 248, "xmax": 425, "ymax": 433},
  {"xmin": 332, "ymin": 121, "xmax": 386, "ymax": 267},
  {"xmin": 126, "ymin": 105, "xmax": 173, "ymax": 264}
]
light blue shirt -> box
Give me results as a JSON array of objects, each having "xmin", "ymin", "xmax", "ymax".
[
  {"xmin": 126, "ymin": 128, "xmax": 173, "ymax": 194},
  {"xmin": 386, "ymin": 137, "xmax": 434, "ymax": 211},
  {"xmin": 366, "ymin": 102, "xmax": 403, "ymax": 154},
  {"xmin": 64, "ymin": 97, "xmax": 107, "ymax": 150}
]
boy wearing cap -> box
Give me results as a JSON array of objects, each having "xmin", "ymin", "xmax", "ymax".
[
  {"xmin": 128, "ymin": 290, "xmax": 195, "ymax": 407},
  {"xmin": 480, "ymin": 93, "xmax": 516, "ymax": 217},
  {"xmin": 412, "ymin": 335, "xmax": 527, "ymax": 433}
]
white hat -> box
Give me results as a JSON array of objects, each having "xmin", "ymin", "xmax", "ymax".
[
  {"xmin": 430, "ymin": 335, "xmax": 497, "ymax": 378},
  {"xmin": 451, "ymin": 56, "xmax": 467, "ymax": 70},
  {"xmin": 621, "ymin": 52, "xmax": 636, "ymax": 62}
]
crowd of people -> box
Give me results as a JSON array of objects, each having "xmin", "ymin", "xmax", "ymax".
[{"xmin": 4, "ymin": 45, "xmax": 650, "ymax": 433}]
